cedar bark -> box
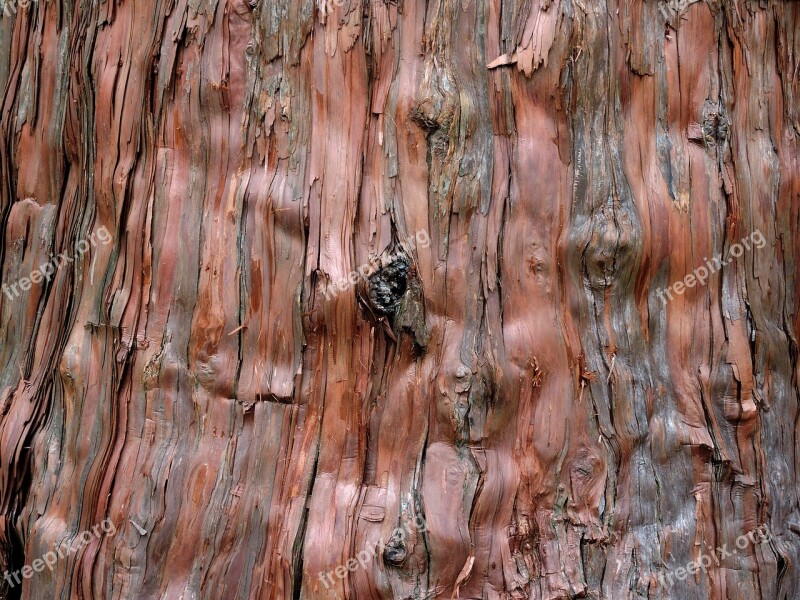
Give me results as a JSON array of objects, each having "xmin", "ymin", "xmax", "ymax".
[{"xmin": 0, "ymin": 0, "xmax": 798, "ymax": 599}]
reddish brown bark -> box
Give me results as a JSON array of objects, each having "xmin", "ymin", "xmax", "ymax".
[{"xmin": 0, "ymin": 0, "xmax": 798, "ymax": 598}]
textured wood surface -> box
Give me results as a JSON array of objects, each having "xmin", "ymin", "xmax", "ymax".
[{"xmin": 0, "ymin": 0, "xmax": 798, "ymax": 598}]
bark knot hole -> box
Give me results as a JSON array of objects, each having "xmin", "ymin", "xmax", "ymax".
[{"xmin": 367, "ymin": 253, "xmax": 410, "ymax": 316}]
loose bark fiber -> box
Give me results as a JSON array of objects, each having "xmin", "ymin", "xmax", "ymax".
[{"xmin": 0, "ymin": 0, "xmax": 798, "ymax": 598}]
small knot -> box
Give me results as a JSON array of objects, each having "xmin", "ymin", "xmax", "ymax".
[
  {"xmin": 382, "ymin": 528, "xmax": 408, "ymax": 566},
  {"xmin": 367, "ymin": 254, "xmax": 409, "ymax": 316}
]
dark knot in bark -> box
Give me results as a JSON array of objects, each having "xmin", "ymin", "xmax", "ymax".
[
  {"xmin": 367, "ymin": 254, "xmax": 410, "ymax": 316},
  {"xmin": 382, "ymin": 528, "xmax": 409, "ymax": 566}
]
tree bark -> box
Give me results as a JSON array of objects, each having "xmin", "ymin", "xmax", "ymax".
[{"xmin": 0, "ymin": 0, "xmax": 798, "ymax": 598}]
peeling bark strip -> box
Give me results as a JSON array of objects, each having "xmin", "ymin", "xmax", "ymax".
[
  {"xmin": 0, "ymin": 0, "xmax": 37, "ymax": 19},
  {"xmin": 0, "ymin": 0, "xmax": 798, "ymax": 598}
]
